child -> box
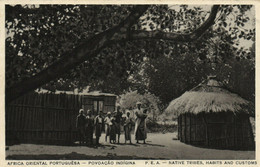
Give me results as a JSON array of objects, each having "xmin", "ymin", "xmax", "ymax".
[
  {"xmin": 104, "ymin": 112, "xmax": 112, "ymax": 142},
  {"xmin": 124, "ymin": 111, "xmax": 133, "ymax": 144}
]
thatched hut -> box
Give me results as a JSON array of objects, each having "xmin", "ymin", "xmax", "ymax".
[{"xmin": 166, "ymin": 78, "xmax": 254, "ymax": 150}]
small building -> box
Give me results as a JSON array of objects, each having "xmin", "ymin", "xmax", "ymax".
[
  {"xmin": 80, "ymin": 91, "xmax": 117, "ymax": 115},
  {"xmin": 36, "ymin": 89, "xmax": 117, "ymax": 115},
  {"xmin": 6, "ymin": 91, "xmax": 117, "ymax": 145},
  {"xmin": 166, "ymin": 77, "xmax": 255, "ymax": 150}
]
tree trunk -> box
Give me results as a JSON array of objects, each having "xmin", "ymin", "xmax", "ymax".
[
  {"xmin": 6, "ymin": 6, "xmax": 149, "ymax": 104},
  {"xmin": 6, "ymin": 5, "xmax": 220, "ymax": 104}
]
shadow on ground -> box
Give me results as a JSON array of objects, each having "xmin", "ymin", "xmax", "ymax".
[
  {"xmin": 6, "ymin": 152, "xmax": 166, "ymax": 160},
  {"xmin": 171, "ymin": 138, "xmax": 255, "ymax": 151},
  {"xmin": 142, "ymin": 143, "xmax": 165, "ymax": 147}
]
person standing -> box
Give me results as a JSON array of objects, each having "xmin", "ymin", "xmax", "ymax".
[
  {"xmin": 109, "ymin": 115, "xmax": 117, "ymax": 143},
  {"xmin": 94, "ymin": 111, "xmax": 103, "ymax": 145},
  {"xmin": 85, "ymin": 110, "xmax": 94, "ymax": 145},
  {"xmin": 124, "ymin": 111, "xmax": 133, "ymax": 144},
  {"xmin": 139, "ymin": 109, "xmax": 148, "ymax": 144},
  {"xmin": 76, "ymin": 109, "xmax": 86, "ymax": 145},
  {"xmin": 134, "ymin": 102, "xmax": 147, "ymax": 144},
  {"xmin": 114, "ymin": 106, "xmax": 122, "ymax": 143},
  {"xmin": 104, "ymin": 112, "xmax": 112, "ymax": 142}
]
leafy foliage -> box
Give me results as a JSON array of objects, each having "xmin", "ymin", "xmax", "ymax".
[
  {"xmin": 129, "ymin": 41, "xmax": 255, "ymax": 105},
  {"xmin": 5, "ymin": 5, "xmax": 255, "ymax": 105},
  {"xmin": 6, "ymin": 5, "xmax": 132, "ymax": 88},
  {"xmin": 118, "ymin": 90, "xmax": 161, "ymax": 121}
]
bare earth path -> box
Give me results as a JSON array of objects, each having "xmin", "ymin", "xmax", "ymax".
[{"xmin": 6, "ymin": 133, "xmax": 255, "ymax": 160}]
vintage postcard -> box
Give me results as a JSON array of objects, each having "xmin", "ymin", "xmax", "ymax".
[{"xmin": 0, "ymin": 0, "xmax": 259, "ymax": 166}]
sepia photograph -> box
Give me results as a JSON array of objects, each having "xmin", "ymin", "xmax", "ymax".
[{"xmin": 4, "ymin": 3, "xmax": 256, "ymax": 161}]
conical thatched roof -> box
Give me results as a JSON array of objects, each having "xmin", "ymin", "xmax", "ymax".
[{"xmin": 165, "ymin": 78, "xmax": 253, "ymax": 116}]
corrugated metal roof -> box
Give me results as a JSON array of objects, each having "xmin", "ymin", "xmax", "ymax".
[{"xmin": 35, "ymin": 89, "xmax": 117, "ymax": 97}]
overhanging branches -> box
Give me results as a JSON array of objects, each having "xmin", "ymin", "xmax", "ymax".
[{"xmin": 6, "ymin": 5, "xmax": 220, "ymax": 103}]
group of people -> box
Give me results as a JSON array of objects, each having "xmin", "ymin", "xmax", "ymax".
[{"xmin": 76, "ymin": 102, "xmax": 148, "ymax": 146}]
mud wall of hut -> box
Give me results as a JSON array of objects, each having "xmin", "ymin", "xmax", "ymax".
[
  {"xmin": 178, "ymin": 112, "xmax": 254, "ymax": 150},
  {"xmin": 6, "ymin": 92, "xmax": 116, "ymax": 145}
]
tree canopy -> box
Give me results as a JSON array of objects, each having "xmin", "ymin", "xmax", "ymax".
[
  {"xmin": 118, "ymin": 90, "xmax": 161, "ymax": 121},
  {"xmin": 6, "ymin": 4, "xmax": 255, "ymax": 105}
]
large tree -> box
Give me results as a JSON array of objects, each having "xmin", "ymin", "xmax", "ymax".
[
  {"xmin": 6, "ymin": 5, "xmax": 254, "ymax": 103},
  {"xmin": 129, "ymin": 42, "xmax": 255, "ymax": 105}
]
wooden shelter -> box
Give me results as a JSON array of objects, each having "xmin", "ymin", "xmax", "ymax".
[
  {"xmin": 6, "ymin": 91, "xmax": 116, "ymax": 145},
  {"xmin": 80, "ymin": 91, "xmax": 116, "ymax": 115},
  {"xmin": 166, "ymin": 78, "xmax": 255, "ymax": 150}
]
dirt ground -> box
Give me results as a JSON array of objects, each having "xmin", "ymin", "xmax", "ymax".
[{"xmin": 6, "ymin": 133, "xmax": 255, "ymax": 160}]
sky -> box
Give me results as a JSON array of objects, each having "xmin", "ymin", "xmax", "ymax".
[
  {"xmin": 4, "ymin": 4, "xmax": 256, "ymax": 94},
  {"xmin": 168, "ymin": 5, "xmax": 255, "ymax": 50},
  {"xmin": 6, "ymin": 5, "xmax": 255, "ymax": 46}
]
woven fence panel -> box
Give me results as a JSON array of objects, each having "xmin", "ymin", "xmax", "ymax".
[{"xmin": 6, "ymin": 92, "xmax": 82, "ymax": 145}]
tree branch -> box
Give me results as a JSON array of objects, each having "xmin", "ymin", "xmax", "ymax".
[
  {"xmin": 6, "ymin": 5, "xmax": 149, "ymax": 104},
  {"xmin": 6, "ymin": 5, "xmax": 220, "ymax": 103},
  {"xmin": 112, "ymin": 5, "xmax": 220, "ymax": 42}
]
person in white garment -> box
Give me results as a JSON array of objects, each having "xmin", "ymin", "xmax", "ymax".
[
  {"xmin": 104, "ymin": 112, "xmax": 112, "ymax": 142},
  {"xmin": 134, "ymin": 102, "xmax": 147, "ymax": 144}
]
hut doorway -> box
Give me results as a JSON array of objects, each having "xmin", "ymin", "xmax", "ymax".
[
  {"xmin": 93, "ymin": 99, "xmax": 104, "ymax": 114},
  {"xmin": 81, "ymin": 93, "xmax": 116, "ymax": 116},
  {"xmin": 82, "ymin": 99, "xmax": 103, "ymax": 115}
]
